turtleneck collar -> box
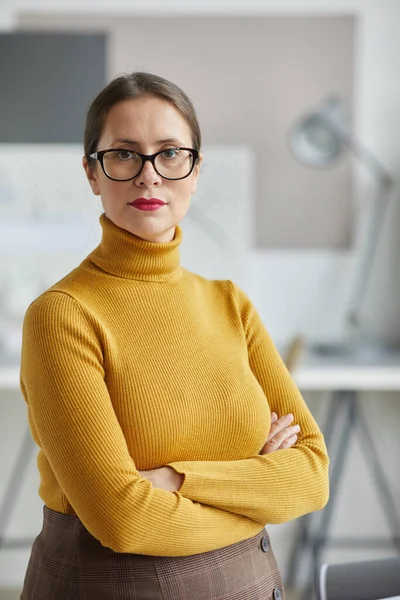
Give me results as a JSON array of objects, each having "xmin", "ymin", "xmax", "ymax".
[{"xmin": 87, "ymin": 213, "xmax": 182, "ymax": 282}]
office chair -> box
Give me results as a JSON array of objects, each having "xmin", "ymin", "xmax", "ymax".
[{"xmin": 315, "ymin": 557, "xmax": 400, "ymax": 600}]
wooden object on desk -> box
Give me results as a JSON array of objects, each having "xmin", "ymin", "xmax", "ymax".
[{"xmin": 283, "ymin": 335, "xmax": 305, "ymax": 373}]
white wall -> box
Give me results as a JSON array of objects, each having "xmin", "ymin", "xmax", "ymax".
[
  {"xmin": 1, "ymin": 0, "xmax": 400, "ymax": 590},
  {"xmin": 4, "ymin": 0, "xmax": 398, "ymax": 344}
]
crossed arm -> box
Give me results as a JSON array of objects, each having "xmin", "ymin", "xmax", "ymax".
[{"xmin": 140, "ymin": 411, "xmax": 301, "ymax": 491}]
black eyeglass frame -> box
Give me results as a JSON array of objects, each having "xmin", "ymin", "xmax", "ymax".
[{"xmin": 89, "ymin": 147, "xmax": 200, "ymax": 182}]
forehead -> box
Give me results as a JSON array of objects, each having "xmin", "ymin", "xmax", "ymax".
[{"xmin": 100, "ymin": 95, "xmax": 191, "ymax": 144}]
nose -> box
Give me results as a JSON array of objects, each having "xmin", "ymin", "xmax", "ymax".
[{"xmin": 134, "ymin": 158, "xmax": 162, "ymax": 187}]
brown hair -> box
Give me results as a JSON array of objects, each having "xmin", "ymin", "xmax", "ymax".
[{"xmin": 84, "ymin": 72, "xmax": 202, "ymax": 165}]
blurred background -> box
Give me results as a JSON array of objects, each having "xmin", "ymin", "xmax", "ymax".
[{"xmin": 1, "ymin": 0, "xmax": 400, "ymax": 598}]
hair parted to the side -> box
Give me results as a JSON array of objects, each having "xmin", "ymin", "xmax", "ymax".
[{"xmin": 84, "ymin": 72, "xmax": 202, "ymax": 167}]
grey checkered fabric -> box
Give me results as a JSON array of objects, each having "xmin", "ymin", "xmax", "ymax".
[{"xmin": 21, "ymin": 505, "xmax": 285, "ymax": 599}]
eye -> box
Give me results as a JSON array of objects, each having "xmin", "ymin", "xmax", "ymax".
[
  {"xmin": 116, "ymin": 150, "xmax": 136, "ymax": 160},
  {"xmin": 107, "ymin": 149, "xmax": 138, "ymax": 161},
  {"xmin": 161, "ymin": 148, "xmax": 180, "ymax": 159}
]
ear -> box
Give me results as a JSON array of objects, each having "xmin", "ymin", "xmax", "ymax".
[
  {"xmin": 190, "ymin": 153, "xmax": 203, "ymax": 195},
  {"xmin": 82, "ymin": 156, "xmax": 101, "ymax": 196}
]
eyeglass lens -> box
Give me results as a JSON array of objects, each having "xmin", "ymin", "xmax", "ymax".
[{"xmin": 103, "ymin": 149, "xmax": 194, "ymax": 180}]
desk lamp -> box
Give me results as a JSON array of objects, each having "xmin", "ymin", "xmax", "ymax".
[{"xmin": 289, "ymin": 95, "xmax": 396, "ymax": 357}]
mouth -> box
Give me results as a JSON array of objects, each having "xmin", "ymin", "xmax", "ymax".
[{"xmin": 129, "ymin": 198, "xmax": 167, "ymax": 212}]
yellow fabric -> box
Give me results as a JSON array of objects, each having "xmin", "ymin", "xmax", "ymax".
[{"xmin": 20, "ymin": 213, "xmax": 329, "ymax": 556}]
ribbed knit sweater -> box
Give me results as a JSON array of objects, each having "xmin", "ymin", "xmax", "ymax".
[{"xmin": 20, "ymin": 213, "xmax": 329, "ymax": 556}]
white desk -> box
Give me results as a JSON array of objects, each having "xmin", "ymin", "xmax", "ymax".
[
  {"xmin": 3, "ymin": 365, "xmax": 400, "ymax": 391},
  {"xmin": 293, "ymin": 344, "xmax": 400, "ymax": 391},
  {"xmin": 0, "ymin": 366, "xmax": 20, "ymax": 390},
  {"xmin": 294, "ymin": 363, "xmax": 400, "ymax": 391},
  {"xmin": 3, "ymin": 351, "xmax": 400, "ymax": 391}
]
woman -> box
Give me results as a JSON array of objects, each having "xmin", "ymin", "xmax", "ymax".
[{"xmin": 20, "ymin": 72, "xmax": 329, "ymax": 599}]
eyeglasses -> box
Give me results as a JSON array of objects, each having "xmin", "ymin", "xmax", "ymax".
[{"xmin": 89, "ymin": 147, "xmax": 199, "ymax": 182}]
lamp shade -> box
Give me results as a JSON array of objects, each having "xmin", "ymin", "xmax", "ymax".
[{"xmin": 289, "ymin": 96, "xmax": 347, "ymax": 167}]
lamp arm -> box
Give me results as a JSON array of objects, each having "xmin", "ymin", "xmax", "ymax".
[
  {"xmin": 345, "ymin": 182, "xmax": 392, "ymax": 333},
  {"xmin": 323, "ymin": 117, "xmax": 395, "ymax": 189},
  {"xmin": 323, "ymin": 119, "xmax": 395, "ymax": 334}
]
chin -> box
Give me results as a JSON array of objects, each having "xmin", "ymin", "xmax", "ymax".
[{"xmin": 125, "ymin": 216, "xmax": 176, "ymax": 243}]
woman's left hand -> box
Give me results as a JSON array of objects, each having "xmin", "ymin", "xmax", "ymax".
[{"xmin": 139, "ymin": 466, "xmax": 184, "ymax": 492}]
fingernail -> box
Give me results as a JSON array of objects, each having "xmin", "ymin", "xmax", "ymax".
[{"xmin": 285, "ymin": 414, "xmax": 294, "ymax": 421}]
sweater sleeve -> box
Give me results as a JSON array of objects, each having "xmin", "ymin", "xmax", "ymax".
[
  {"xmin": 20, "ymin": 291, "xmax": 266, "ymax": 556},
  {"xmin": 167, "ymin": 283, "xmax": 329, "ymax": 525}
]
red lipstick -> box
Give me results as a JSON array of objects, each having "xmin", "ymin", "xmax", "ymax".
[{"xmin": 129, "ymin": 198, "xmax": 166, "ymax": 212}]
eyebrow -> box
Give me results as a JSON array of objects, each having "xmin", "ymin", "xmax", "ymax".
[{"xmin": 112, "ymin": 138, "xmax": 183, "ymax": 145}]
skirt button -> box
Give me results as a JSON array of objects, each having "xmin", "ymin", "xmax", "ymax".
[
  {"xmin": 260, "ymin": 535, "xmax": 269, "ymax": 552},
  {"xmin": 273, "ymin": 586, "xmax": 282, "ymax": 600}
]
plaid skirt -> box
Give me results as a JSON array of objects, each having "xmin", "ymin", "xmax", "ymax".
[{"xmin": 21, "ymin": 505, "xmax": 285, "ymax": 600}]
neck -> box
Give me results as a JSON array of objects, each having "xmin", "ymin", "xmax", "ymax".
[
  {"xmin": 104, "ymin": 214, "xmax": 176, "ymax": 244},
  {"xmin": 87, "ymin": 213, "xmax": 182, "ymax": 282}
]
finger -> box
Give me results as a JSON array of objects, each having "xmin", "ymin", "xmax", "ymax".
[
  {"xmin": 273, "ymin": 425, "xmax": 300, "ymax": 447},
  {"xmin": 267, "ymin": 413, "xmax": 294, "ymax": 441},
  {"xmin": 271, "ymin": 412, "xmax": 278, "ymax": 423},
  {"xmin": 278, "ymin": 434, "xmax": 298, "ymax": 450},
  {"xmin": 262, "ymin": 425, "xmax": 300, "ymax": 454}
]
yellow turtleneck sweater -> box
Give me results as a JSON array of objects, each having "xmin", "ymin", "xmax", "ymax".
[{"xmin": 20, "ymin": 214, "xmax": 329, "ymax": 557}]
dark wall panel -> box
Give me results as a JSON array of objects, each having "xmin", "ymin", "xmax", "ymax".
[{"xmin": 0, "ymin": 33, "xmax": 106, "ymax": 143}]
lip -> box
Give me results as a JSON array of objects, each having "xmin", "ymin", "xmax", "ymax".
[
  {"xmin": 130, "ymin": 197, "xmax": 166, "ymax": 206},
  {"xmin": 129, "ymin": 197, "xmax": 167, "ymax": 212}
]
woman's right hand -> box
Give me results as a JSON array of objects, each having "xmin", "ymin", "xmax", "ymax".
[{"xmin": 259, "ymin": 412, "xmax": 300, "ymax": 455}]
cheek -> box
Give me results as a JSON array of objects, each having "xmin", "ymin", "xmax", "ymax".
[
  {"xmin": 190, "ymin": 169, "xmax": 200, "ymax": 194},
  {"xmin": 174, "ymin": 179, "xmax": 196, "ymax": 201},
  {"xmin": 100, "ymin": 179, "xmax": 131, "ymax": 202}
]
